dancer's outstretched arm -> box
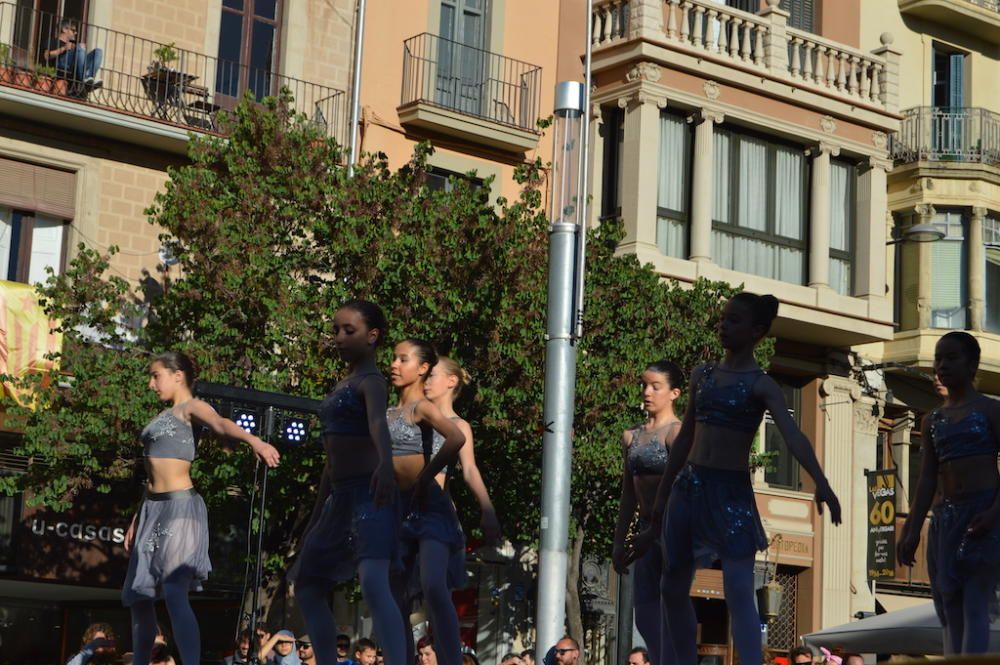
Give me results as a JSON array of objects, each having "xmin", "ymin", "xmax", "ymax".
[
  {"xmin": 757, "ymin": 376, "xmax": 841, "ymax": 524},
  {"xmin": 453, "ymin": 419, "xmax": 500, "ymax": 544},
  {"xmin": 898, "ymin": 416, "xmax": 937, "ymax": 565},
  {"xmin": 186, "ymin": 399, "xmax": 280, "ymax": 467}
]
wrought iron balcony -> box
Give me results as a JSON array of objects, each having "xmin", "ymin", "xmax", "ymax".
[
  {"xmin": 890, "ymin": 106, "xmax": 1000, "ymax": 165},
  {"xmin": 399, "ymin": 33, "xmax": 542, "ymax": 152},
  {"xmin": 0, "ymin": 2, "xmax": 345, "ymax": 144}
]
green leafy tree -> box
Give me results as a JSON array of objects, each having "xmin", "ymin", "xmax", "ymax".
[{"xmin": 1, "ymin": 93, "xmax": 771, "ymax": 644}]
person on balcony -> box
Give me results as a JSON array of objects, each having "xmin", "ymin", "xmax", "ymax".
[{"xmin": 43, "ymin": 19, "xmax": 103, "ymax": 95}]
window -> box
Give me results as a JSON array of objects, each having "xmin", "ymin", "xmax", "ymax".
[
  {"xmin": 784, "ymin": 0, "xmax": 814, "ymax": 33},
  {"xmin": 725, "ymin": 0, "xmax": 759, "ymax": 12},
  {"xmin": 437, "ymin": 0, "xmax": 490, "ymax": 115},
  {"xmin": 932, "ymin": 43, "xmax": 965, "ymax": 109},
  {"xmin": 712, "ymin": 127, "xmax": 808, "ymax": 284},
  {"xmin": 763, "ymin": 379, "xmax": 801, "ymax": 490},
  {"xmin": 424, "ymin": 166, "xmax": 484, "ymax": 193},
  {"xmin": 0, "ymin": 207, "xmax": 67, "ymax": 284},
  {"xmin": 983, "ymin": 214, "xmax": 1000, "ymax": 334},
  {"xmin": 215, "ymin": 0, "xmax": 281, "ymax": 104},
  {"xmin": 931, "ymin": 210, "xmax": 967, "ymax": 329},
  {"xmin": 600, "ymin": 106, "xmax": 624, "ymax": 219},
  {"xmin": 657, "ymin": 111, "xmax": 691, "ymax": 259},
  {"xmin": 829, "ymin": 159, "xmax": 855, "ymax": 296}
]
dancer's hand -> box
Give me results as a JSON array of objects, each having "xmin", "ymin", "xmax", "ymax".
[
  {"xmin": 480, "ymin": 507, "xmax": 501, "ymax": 545},
  {"xmin": 815, "ymin": 480, "xmax": 842, "ymax": 525},
  {"xmin": 968, "ymin": 507, "xmax": 1000, "ymax": 537},
  {"xmin": 629, "ymin": 528, "xmax": 655, "ymax": 563},
  {"xmin": 251, "ymin": 438, "xmax": 281, "ymax": 467},
  {"xmin": 896, "ymin": 529, "xmax": 919, "ymax": 566},
  {"xmin": 124, "ymin": 516, "xmax": 137, "ymax": 554},
  {"xmin": 612, "ymin": 543, "xmax": 632, "ymax": 575},
  {"xmin": 371, "ymin": 461, "xmax": 397, "ymax": 508}
]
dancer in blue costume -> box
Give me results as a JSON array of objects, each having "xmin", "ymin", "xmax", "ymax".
[
  {"xmin": 292, "ymin": 300, "xmax": 405, "ymax": 665},
  {"xmin": 898, "ymin": 331, "xmax": 1000, "ymax": 654},
  {"xmin": 124, "ymin": 351, "xmax": 280, "ymax": 665},
  {"xmin": 640, "ymin": 293, "xmax": 841, "ymax": 665},
  {"xmin": 612, "ymin": 360, "xmax": 683, "ymax": 665}
]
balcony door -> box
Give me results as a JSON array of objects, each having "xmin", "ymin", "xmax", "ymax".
[
  {"xmin": 437, "ymin": 0, "xmax": 489, "ymax": 118},
  {"xmin": 215, "ymin": 0, "xmax": 282, "ymax": 109},
  {"xmin": 12, "ymin": 0, "xmax": 89, "ymax": 66},
  {"xmin": 931, "ymin": 44, "xmax": 967, "ymax": 158}
]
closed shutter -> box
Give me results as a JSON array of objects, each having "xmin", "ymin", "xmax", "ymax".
[
  {"xmin": 785, "ymin": 0, "xmax": 815, "ymax": 32},
  {"xmin": 931, "ymin": 218, "xmax": 967, "ymax": 328},
  {"xmin": 726, "ymin": 0, "xmax": 760, "ymax": 13},
  {"xmin": 0, "ymin": 158, "xmax": 76, "ymax": 219}
]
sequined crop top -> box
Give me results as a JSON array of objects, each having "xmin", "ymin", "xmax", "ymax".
[
  {"xmin": 320, "ymin": 380, "xmax": 370, "ymax": 436},
  {"xmin": 930, "ymin": 398, "xmax": 998, "ymax": 463},
  {"xmin": 694, "ymin": 364, "xmax": 766, "ymax": 434},
  {"xmin": 627, "ymin": 424, "xmax": 672, "ymax": 476},
  {"xmin": 142, "ymin": 409, "xmax": 197, "ymax": 461},
  {"xmin": 388, "ymin": 402, "xmax": 425, "ymax": 456},
  {"xmin": 431, "ymin": 416, "xmax": 462, "ymax": 475}
]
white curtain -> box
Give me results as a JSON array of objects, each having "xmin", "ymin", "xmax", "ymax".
[
  {"xmin": 774, "ymin": 146, "xmax": 805, "ymax": 284},
  {"xmin": 658, "ymin": 217, "xmax": 687, "ymax": 259},
  {"xmin": 658, "ymin": 113, "xmax": 688, "ymax": 214},
  {"xmin": 737, "ymin": 135, "xmax": 767, "ymax": 232},
  {"xmin": 28, "ymin": 214, "xmax": 64, "ymax": 285},
  {"xmin": 713, "ymin": 130, "xmax": 731, "ymax": 224},
  {"xmin": 0, "ymin": 207, "xmax": 12, "ymax": 282},
  {"xmin": 829, "ymin": 161, "xmax": 853, "ymax": 295}
]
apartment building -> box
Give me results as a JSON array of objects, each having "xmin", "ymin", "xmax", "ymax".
[
  {"xmin": 587, "ymin": 0, "xmax": 902, "ymax": 660},
  {"xmin": 0, "ymin": 0, "xmax": 565, "ymax": 660},
  {"xmin": 854, "ymin": 0, "xmax": 1000, "ymax": 617}
]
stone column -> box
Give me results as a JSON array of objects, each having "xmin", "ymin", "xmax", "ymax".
[
  {"xmin": 855, "ymin": 156, "xmax": 891, "ymax": 299},
  {"xmin": 809, "ymin": 143, "xmax": 839, "ymax": 289},
  {"xmin": 589, "ymin": 105, "xmax": 605, "ymax": 230},
  {"xmin": 820, "ymin": 375, "xmax": 857, "ymax": 628},
  {"xmin": 891, "ymin": 414, "xmax": 913, "ymax": 514},
  {"xmin": 970, "ymin": 206, "xmax": 987, "ymax": 331},
  {"xmin": 851, "ymin": 395, "xmax": 881, "ymax": 619},
  {"xmin": 915, "ymin": 203, "xmax": 936, "ymax": 330},
  {"xmin": 760, "ymin": 0, "xmax": 789, "ymax": 73},
  {"xmin": 689, "ymin": 108, "xmax": 724, "ymax": 264},
  {"xmin": 618, "ymin": 87, "xmax": 666, "ymax": 255}
]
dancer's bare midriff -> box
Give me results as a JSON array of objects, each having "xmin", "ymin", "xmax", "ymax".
[
  {"xmin": 392, "ymin": 453, "xmax": 426, "ymax": 492},
  {"xmin": 144, "ymin": 457, "xmax": 193, "ymax": 493},
  {"xmin": 687, "ymin": 423, "xmax": 755, "ymax": 472},
  {"xmin": 325, "ymin": 433, "xmax": 382, "ymax": 481},
  {"xmin": 938, "ymin": 454, "xmax": 1000, "ymax": 500}
]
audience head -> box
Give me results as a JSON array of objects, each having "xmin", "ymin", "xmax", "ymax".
[{"xmin": 627, "ymin": 647, "xmax": 650, "ymax": 665}]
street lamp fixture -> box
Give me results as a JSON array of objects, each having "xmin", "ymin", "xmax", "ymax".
[{"xmin": 886, "ymin": 223, "xmax": 945, "ymax": 245}]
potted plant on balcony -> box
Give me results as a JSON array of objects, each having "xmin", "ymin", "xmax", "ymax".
[
  {"xmin": 150, "ymin": 42, "xmax": 179, "ymax": 71},
  {"xmin": 0, "ymin": 44, "xmax": 29, "ymax": 88},
  {"xmin": 31, "ymin": 64, "xmax": 69, "ymax": 95}
]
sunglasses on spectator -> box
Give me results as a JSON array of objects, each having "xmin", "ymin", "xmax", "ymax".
[
  {"xmin": 554, "ymin": 649, "xmax": 578, "ymax": 655},
  {"xmin": 298, "ymin": 641, "xmax": 312, "ymax": 648}
]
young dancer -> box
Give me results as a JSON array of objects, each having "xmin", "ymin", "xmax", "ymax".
[
  {"xmin": 898, "ymin": 331, "xmax": 1000, "ymax": 654},
  {"xmin": 291, "ymin": 300, "xmax": 405, "ymax": 665},
  {"xmin": 123, "ymin": 351, "xmax": 281, "ymax": 665},
  {"xmin": 387, "ymin": 339, "xmax": 466, "ymax": 665},
  {"xmin": 423, "ymin": 356, "xmax": 501, "ymax": 544},
  {"xmin": 612, "ymin": 360, "xmax": 683, "ymax": 665},
  {"xmin": 643, "ymin": 293, "xmax": 841, "ymax": 665}
]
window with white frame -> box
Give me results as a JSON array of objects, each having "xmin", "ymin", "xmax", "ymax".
[
  {"xmin": 829, "ymin": 158, "xmax": 855, "ymax": 296},
  {"xmin": 984, "ymin": 214, "xmax": 1000, "ymax": 334},
  {"xmin": 656, "ymin": 111, "xmax": 691, "ymax": 259},
  {"xmin": 712, "ymin": 127, "xmax": 808, "ymax": 284},
  {"xmin": 0, "ymin": 206, "xmax": 66, "ymax": 284},
  {"xmin": 931, "ymin": 210, "xmax": 967, "ymax": 329}
]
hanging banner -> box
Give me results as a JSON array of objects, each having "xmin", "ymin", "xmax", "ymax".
[
  {"xmin": 867, "ymin": 469, "xmax": 897, "ymax": 580},
  {"xmin": 0, "ymin": 280, "xmax": 62, "ymax": 407}
]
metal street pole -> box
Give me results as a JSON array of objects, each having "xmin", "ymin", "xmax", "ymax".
[
  {"xmin": 347, "ymin": 0, "xmax": 367, "ymax": 177},
  {"xmin": 535, "ymin": 80, "xmax": 585, "ymax": 663}
]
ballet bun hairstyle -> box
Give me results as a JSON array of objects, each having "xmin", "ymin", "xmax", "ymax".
[
  {"xmin": 437, "ymin": 355, "xmax": 472, "ymax": 397},
  {"xmin": 402, "ymin": 337, "xmax": 438, "ymax": 379},
  {"xmin": 153, "ymin": 351, "xmax": 197, "ymax": 388},
  {"xmin": 730, "ymin": 292, "xmax": 780, "ymax": 338},
  {"xmin": 940, "ymin": 330, "xmax": 981, "ymax": 372},
  {"xmin": 339, "ymin": 299, "xmax": 389, "ymax": 347},
  {"xmin": 645, "ymin": 359, "xmax": 683, "ymax": 391}
]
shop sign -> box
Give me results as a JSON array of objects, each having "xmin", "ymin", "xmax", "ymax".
[{"xmin": 867, "ymin": 469, "xmax": 896, "ymax": 580}]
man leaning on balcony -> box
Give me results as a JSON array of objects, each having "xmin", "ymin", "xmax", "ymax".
[{"xmin": 43, "ymin": 19, "xmax": 103, "ymax": 98}]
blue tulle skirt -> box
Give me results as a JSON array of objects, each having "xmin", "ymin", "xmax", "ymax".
[
  {"xmin": 664, "ymin": 463, "xmax": 767, "ymax": 570},
  {"xmin": 928, "ymin": 489, "xmax": 1000, "ymax": 621},
  {"xmin": 290, "ymin": 474, "xmax": 400, "ymax": 588},
  {"xmin": 399, "ymin": 482, "xmax": 466, "ymax": 592},
  {"xmin": 122, "ymin": 488, "xmax": 212, "ymax": 607}
]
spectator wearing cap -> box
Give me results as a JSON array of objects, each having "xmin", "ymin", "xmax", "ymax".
[
  {"xmin": 297, "ymin": 635, "xmax": 316, "ymax": 665},
  {"xmin": 260, "ymin": 629, "xmax": 301, "ymax": 665}
]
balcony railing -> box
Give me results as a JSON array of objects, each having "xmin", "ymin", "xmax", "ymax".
[
  {"xmin": 891, "ymin": 106, "xmax": 1000, "ymax": 165},
  {"xmin": 400, "ymin": 32, "xmax": 542, "ymax": 133},
  {"xmin": 592, "ymin": 0, "xmax": 898, "ymax": 112},
  {"xmin": 0, "ymin": 2, "xmax": 345, "ymax": 142}
]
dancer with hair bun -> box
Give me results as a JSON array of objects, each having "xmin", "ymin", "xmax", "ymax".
[
  {"xmin": 641, "ymin": 293, "xmax": 841, "ymax": 665},
  {"xmin": 898, "ymin": 331, "xmax": 1000, "ymax": 654},
  {"xmin": 423, "ymin": 356, "xmax": 501, "ymax": 544},
  {"xmin": 612, "ymin": 360, "xmax": 684, "ymax": 665},
  {"xmin": 388, "ymin": 339, "xmax": 466, "ymax": 665},
  {"xmin": 124, "ymin": 351, "xmax": 281, "ymax": 665},
  {"xmin": 292, "ymin": 300, "xmax": 406, "ymax": 665}
]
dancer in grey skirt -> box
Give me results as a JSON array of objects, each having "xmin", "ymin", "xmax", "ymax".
[{"xmin": 124, "ymin": 351, "xmax": 280, "ymax": 665}]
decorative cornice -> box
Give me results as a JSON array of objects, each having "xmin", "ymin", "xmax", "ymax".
[
  {"xmin": 616, "ymin": 90, "xmax": 667, "ymax": 109},
  {"xmin": 871, "ymin": 131, "xmax": 888, "ymax": 150},
  {"xmin": 914, "ymin": 203, "xmax": 936, "ymax": 218},
  {"xmin": 972, "ymin": 206, "xmax": 988, "ymax": 220},
  {"xmin": 703, "ymin": 80, "xmax": 721, "ymax": 101},
  {"xmin": 854, "ymin": 400, "xmax": 881, "ymax": 435},
  {"xmin": 820, "ymin": 115, "xmax": 837, "ymax": 134},
  {"xmin": 626, "ymin": 62, "xmax": 662, "ymax": 84}
]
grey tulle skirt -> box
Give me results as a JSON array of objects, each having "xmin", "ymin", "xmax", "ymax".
[{"xmin": 122, "ymin": 488, "xmax": 212, "ymax": 607}]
